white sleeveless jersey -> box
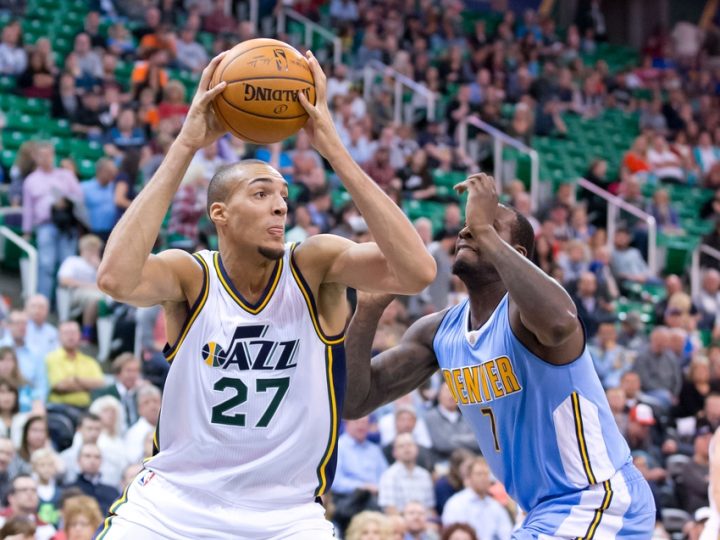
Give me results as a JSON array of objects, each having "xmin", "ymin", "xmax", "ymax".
[{"xmin": 145, "ymin": 244, "xmax": 345, "ymax": 508}]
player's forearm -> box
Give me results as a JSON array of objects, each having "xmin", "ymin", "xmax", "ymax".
[
  {"xmin": 98, "ymin": 140, "xmax": 195, "ymax": 297},
  {"xmin": 326, "ymin": 149, "xmax": 436, "ymax": 293},
  {"xmin": 473, "ymin": 225, "xmax": 578, "ymax": 346},
  {"xmin": 343, "ymin": 302, "xmax": 384, "ymax": 419},
  {"xmin": 344, "ymin": 304, "xmax": 435, "ymax": 419}
]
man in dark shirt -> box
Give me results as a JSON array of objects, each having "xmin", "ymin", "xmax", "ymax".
[
  {"xmin": 677, "ymin": 426, "xmax": 712, "ymax": 514},
  {"xmin": 69, "ymin": 443, "xmax": 120, "ymax": 515}
]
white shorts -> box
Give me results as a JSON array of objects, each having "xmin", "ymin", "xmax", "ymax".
[{"xmin": 94, "ymin": 469, "xmax": 336, "ymax": 540}]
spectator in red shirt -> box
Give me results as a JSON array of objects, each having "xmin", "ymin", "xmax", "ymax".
[
  {"xmin": 363, "ymin": 147, "xmax": 397, "ymax": 192},
  {"xmin": 158, "ymin": 80, "xmax": 190, "ymax": 133},
  {"xmin": 202, "ymin": 0, "xmax": 237, "ymax": 34}
]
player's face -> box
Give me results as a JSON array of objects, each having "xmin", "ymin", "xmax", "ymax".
[
  {"xmin": 453, "ymin": 205, "xmax": 517, "ymax": 283},
  {"xmin": 224, "ymin": 165, "xmax": 288, "ymax": 260}
]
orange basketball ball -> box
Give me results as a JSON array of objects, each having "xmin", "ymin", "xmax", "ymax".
[{"xmin": 210, "ymin": 38, "xmax": 316, "ymax": 144}]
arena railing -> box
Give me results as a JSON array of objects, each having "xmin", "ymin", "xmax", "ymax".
[
  {"xmin": 576, "ymin": 178, "xmax": 658, "ymax": 276},
  {"xmin": 691, "ymin": 244, "xmax": 720, "ymax": 299},
  {"xmin": 362, "ymin": 59, "xmax": 437, "ymax": 124},
  {"xmin": 457, "ymin": 115, "xmax": 540, "ymax": 212},
  {"xmin": 276, "ymin": 7, "xmax": 342, "ymax": 65},
  {"xmin": 0, "ymin": 209, "xmax": 37, "ymax": 300}
]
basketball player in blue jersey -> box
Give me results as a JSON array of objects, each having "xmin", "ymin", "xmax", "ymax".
[
  {"xmin": 93, "ymin": 51, "xmax": 436, "ymax": 539},
  {"xmin": 343, "ymin": 174, "xmax": 656, "ymax": 539}
]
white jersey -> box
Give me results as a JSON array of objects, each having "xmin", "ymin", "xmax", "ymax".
[{"xmin": 145, "ymin": 244, "xmax": 345, "ymax": 508}]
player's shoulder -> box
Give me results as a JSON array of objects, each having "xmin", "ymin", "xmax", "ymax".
[
  {"xmin": 291, "ymin": 234, "xmax": 355, "ymax": 277},
  {"xmin": 404, "ymin": 307, "xmax": 453, "ymax": 350}
]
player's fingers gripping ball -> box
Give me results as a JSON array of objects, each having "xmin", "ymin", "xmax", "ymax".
[{"xmin": 210, "ymin": 38, "xmax": 317, "ymax": 144}]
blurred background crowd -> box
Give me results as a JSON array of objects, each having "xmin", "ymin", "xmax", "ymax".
[{"xmin": 0, "ymin": 0, "xmax": 718, "ymax": 539}]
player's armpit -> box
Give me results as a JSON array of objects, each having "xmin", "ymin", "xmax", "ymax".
[
  {"xmin": 343, "ymin": 305, "xmax": 443, "ymax": 420},
  {"xmin": 98, "ymin": 249, "xmax": 203, "ymax": 308},
  {"xmin": 294, "ymin": 235, "xmax": 420, "ymax": 294}
]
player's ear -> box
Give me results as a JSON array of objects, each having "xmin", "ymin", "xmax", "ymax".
[
  {"xmin": 514, "ymin": 244, "xmax": 528, "ymax": 257},
  {"xmin": 209, "ymin": 202, "xmax": 227, "ymax": 225}
]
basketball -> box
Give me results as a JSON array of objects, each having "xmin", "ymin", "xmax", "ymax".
[{"xmin": 210, "ymin": 38, "xmax": 316, "ymax": 144}]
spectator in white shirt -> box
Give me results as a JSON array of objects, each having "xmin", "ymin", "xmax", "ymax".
[
  {"xmin": 378, "ymin": 434, "xmax": 435, "ymax": 515},
  {"xmin": 695, "ymin": 269, "xmax": 720, "ymax": 329},
  {"xmin": 442, "ymin": 457, "xmax": 513, "ymax": 540},
  {"xmin": 379, "ymin": 399, "xmax": 432, "ymax": 449},
  {"xmin": 0, "ymin": 22, "xmax": 27, "ymax": 76},
  {"xmin": 60, "ymin": 413, "xmax": 104, "ymax": 484},
  {"xmin": 327, "ymin": 64, "xmax": 352, "ymax": 103},
  {"xmin": 72, "ymin": 33, "xmax": 103, "ymax": 80},
  {"xmin": 175, "ymin": 27, "xmax": 208, "ymax": 73},
  {"xmin": 57, "ymin": 234, "xmax": 105, "ymax": 342},
  {"xmin": 24, "ymin": 295, "xmax": 59, "ymax": 362},
  {"xmin": 124, "ymin": 385, "xmax": 161, "ymax": 464},
  {"xmin": 648, "ymin": 134, "xmax": 684, "ymax": 184}
]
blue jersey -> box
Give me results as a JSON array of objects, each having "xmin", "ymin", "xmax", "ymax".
[{"xmin": 433, "ymin": 295, "xmax": 632, "ymax": 512}]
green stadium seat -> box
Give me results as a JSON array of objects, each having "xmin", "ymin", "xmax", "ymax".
[
  {"xmin": 45, "ymin": 119, "xmax": 71, "ymax": 137},
  {"xmin": 5, "ymin": 113, "xmax": 37, "ymax": 133},
  {"xmin": 0, "ymin": 149, "xmax": 16, "ymax": 169},
  {"xmin": 76, "ymin": 158, "xmax": 96, "ymax": 180},
  {"xmin": 18, "ymin": 97, "xmax": 49, "ymax": 116},
  {"xmin": 70, "ymin": 139, "xmax": 104, "ymax": 160},
  {"xmin": 432, "ymin": 170, "xmax": 465, "ymax": 189},
  {"xmin": 1, "ymin": 131, "xmax": 27, "ymax": 151},
  {"xmin": 0, "ymin": 76, "xmax": 15, "ymax": 93}
]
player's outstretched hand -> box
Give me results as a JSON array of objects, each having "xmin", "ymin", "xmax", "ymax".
[
  {"xmin": 454, "ymin": 173, "xmax": 499, "ymax": 233},
  {"xmin": 177, "ymin": 51, "xmax": 228, "ymax": 151},
  {"xmin": 298, "ymin": 50, "xmax": 341, "ymax": 160}
]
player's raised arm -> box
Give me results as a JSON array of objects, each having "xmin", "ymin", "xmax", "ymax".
[
  {"xmin": 297, "ymin": 52, "xmax": 436, "ymax": 294},
  {"xmin": 455, "ymin": 174, "xmax": 583, "ymax": 364},
  {"xmin": 342, "ymin": 292, "xmax": 441, "ymax": 419},
  {"xmin": 97, "ymin": 53, "xmax": 228, "ymax": 306}
]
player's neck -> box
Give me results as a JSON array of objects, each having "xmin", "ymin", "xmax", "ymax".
[
  {"xmin": 218, "ymin": 247, "xmax": 279, "ymax": 301},
  {"xmin": 467, "ymin": 281, "xmax": 507, "ymax": 331}
]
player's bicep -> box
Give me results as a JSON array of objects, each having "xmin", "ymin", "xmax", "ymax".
[
  {"xmin": 104, "ymin": 250, "xmax": 196, "ymax": 307},
  {"xmin": 368, "ymin": 314, "xmax": 441, "ymax": 407},
  {"xmin": 321, "ymin": 238, "xmax": 416, "ymax": 294}
]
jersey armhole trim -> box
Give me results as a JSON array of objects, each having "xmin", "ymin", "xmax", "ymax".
[
  {"xmin": 430, "ymin": 306, "xmax": 455, "ymax": 357},
  {"xmin": 163, "ymin": 253, "xmax": 210, "ymax": 362},
  {"xmin": 289, "ymin": 243, "xmax": 345, "ymax": 346}
]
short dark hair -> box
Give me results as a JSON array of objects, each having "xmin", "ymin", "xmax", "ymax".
[
  {"xmin": 79, "ymin": 412, "xmax": 101, "ymax": 427},
  {"xmin": 508, "ymin": 206, "xmax": 535, "ymax": 259},
  {"xmin": 206, "ymin": 159, "xmax": 269, "ymax": 215}
]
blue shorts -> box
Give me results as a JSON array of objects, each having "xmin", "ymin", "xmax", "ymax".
[{"xmin": 513, "ymin": 462, "xmax": 656, "ymax": 539}]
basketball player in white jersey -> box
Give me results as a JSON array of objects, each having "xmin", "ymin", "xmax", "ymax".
[{"xmin": 93, "ymin": 51, "xmax": 436, "ymax": 539}]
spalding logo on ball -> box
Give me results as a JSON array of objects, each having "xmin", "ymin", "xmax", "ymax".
[
  {"xmin": 210, "ymin": 38, "xmax": 317, "ymax": 144},
  {"xmin": 202, "ymin": 342, "xmax": 227, "ymax": 367}
]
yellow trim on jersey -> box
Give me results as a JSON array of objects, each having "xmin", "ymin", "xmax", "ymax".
[
  {"xmin": 579, "ymin": 480, "xmax": 613, "ymax": 540},
  {"xmin": 213, "ymin": 251, "xmax": 283, "ymax": 315},
  {"xmin": 316, "ymin": 345, "xmax": 339, "ymax": 496},
  {"xmin": 289, "ymin": 244, "xmax": 344, "ymax": 346},
  {"xmin": 571, "ymin": 392, "xmax": 597, "ymax": 485},
  {"xmin": 165, "ymin": 254, "xmax": 210, "ymax": 362},
  {"xmin": 96, "ymin": 479, "xmax": 132, "ymax": 539}
]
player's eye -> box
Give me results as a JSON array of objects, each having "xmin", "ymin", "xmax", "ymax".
[{"xmin": 255, "ymin": 191, "xmax": 267, "ymax": 198}]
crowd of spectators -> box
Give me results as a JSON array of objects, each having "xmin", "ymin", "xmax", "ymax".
[{"xmin": 0, "ymin": 0, "xmax": 720, "ymax": 538}]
